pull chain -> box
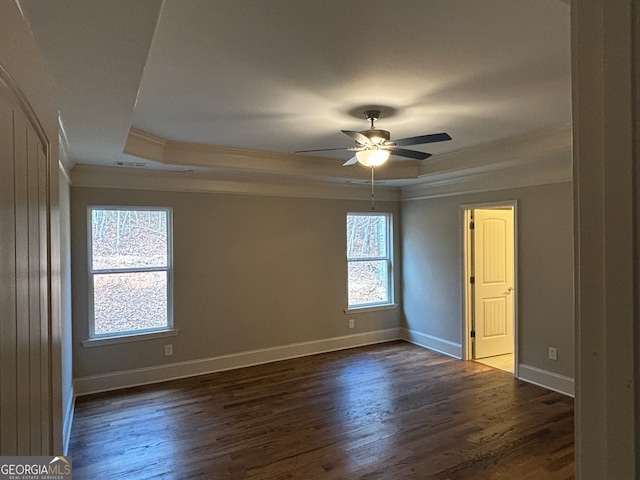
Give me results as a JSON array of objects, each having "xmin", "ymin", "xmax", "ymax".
[{"xmin": 371, "ymin": 166, "xmax": 375, "ymax": 210}]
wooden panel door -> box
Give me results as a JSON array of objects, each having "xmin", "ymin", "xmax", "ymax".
[{"xmin": 473, "ymin": 209, "xmax": 515, "ymax": 359}]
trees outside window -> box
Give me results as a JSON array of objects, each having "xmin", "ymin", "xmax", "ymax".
[
  {"xmin": 347, "ymin": 213, "xmax": 393, "ymax": 308},
  {"xmin": 88, "ymin": 207, "xmax": 172, "ymax": 337}
]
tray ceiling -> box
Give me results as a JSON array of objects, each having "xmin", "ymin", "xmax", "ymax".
[{"xmin": 18, "ymin": 0, "xmax": 571, "ymax": 186}]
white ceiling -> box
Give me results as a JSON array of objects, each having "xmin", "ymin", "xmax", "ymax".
[{"xmin": 18, "ymin": 0, "xmax": 571, "ymax": 186}]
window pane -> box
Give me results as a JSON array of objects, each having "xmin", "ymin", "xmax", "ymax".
[
  {"xmin": 92, "ymin": 209, "xmax": 168, "ymax": 270},
  {"xmin": 93, "ymin": 271, "xmax": 167, "ymax": 335},
  {"xmin": 346, "ymin": 214, "xmax": 387, "ymax": 258},
  {"xmin": 348, "ymin": 260, "xmax": 389, "ymax": 306}
]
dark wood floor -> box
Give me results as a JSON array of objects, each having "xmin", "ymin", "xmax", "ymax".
[{"xmin": 69, "ymin": 341, "xmax": 574, "ymax": 479}]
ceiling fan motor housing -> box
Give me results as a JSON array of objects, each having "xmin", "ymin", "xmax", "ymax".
[{"xmin": 360, "ymin": 110, "xmax": 390, "ymax": 145}]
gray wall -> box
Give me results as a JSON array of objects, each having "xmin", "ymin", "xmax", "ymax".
[
  {"xmin": 401, "ymin": 181, "xmax": 574, "ymax": 377},
  {"xmin": 71, "ymin": 187, "xmax": 401, "ymax": 378}
]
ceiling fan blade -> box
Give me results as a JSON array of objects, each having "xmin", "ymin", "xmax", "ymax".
[
  {"xmin": 341, "ymin": 130, "xmax": 371, "ymax": 145},
  {"xmin": 393, "ymin": 132, "xmax": 452, "ymax": 147},
  {"xmin": 294, "ymin": 147, "xmax": 351, "ymax": 153},
  {"xmin": 343, "ymin": 156, "xmax": 358, "ymax": 166},
  {"xmin": 389, "ymin": 147, "xmax": 432, "ymax": 160}
]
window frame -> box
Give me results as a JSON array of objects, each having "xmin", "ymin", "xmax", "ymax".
[
  {"xmin": 85, "ymin": 206, "xmax": 176, "ymax": 344},
  {"xmin": 346, "ymin": 212, "xmax": 394, "ymax": 310}
]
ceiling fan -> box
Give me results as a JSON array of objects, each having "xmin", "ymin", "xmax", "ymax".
[{"xmin": 295, "ymin": 110, "xmax": 452, "ymax": 167}]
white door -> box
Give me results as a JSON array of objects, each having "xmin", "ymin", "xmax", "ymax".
[{"xmin": 473, "ymin": 209, "xmax": 514, "ymax": 359}]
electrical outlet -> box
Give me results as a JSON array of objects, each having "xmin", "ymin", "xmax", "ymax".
[
  {"xmin": 548, "ymin": 347, "xmax": 557, "ymax": 361},
  {"xmin": 165, "ymin": 344, "xmax": 173, "ymax": 356},
  {"xmin": 349, "ymin": 318, "xmax": 355, "ymax": 329}
]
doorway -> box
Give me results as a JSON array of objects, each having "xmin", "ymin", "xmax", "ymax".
[{"xmin": 463, "ymin": 203, "xmax": 517, "ymax": 375}]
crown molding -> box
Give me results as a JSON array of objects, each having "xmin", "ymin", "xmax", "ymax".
[
  {"xmin": 402, "ymin": 166, "xmax": 572, "ymax": 201},
  {"xmin": 116, "ymin": 124, "xmax": 572, "ymax": 201},
  {"xmin": 417, "ymin": 123, "xmax": 571, "ymax": 179},
  {"xmin": 401, "ymin": 124, "xmax": 572, "ymax": 199},
  {"xmin": 124, "ymin": 128, "xmax": 419, "ymax": 183},
  {"xmin": 58, "ymin": 160, "xmax": 72, "ymax": 184},
  {"xmin": 124, "ymin": 128, "xmax": 166, "ymax": 163},
  {"xmin": 70, "ymin": 164, "xmax": 402, "ymax": 202},
  {"xmin": 402, "ymin": 147, "xmax": 572, "ymax": 200}
]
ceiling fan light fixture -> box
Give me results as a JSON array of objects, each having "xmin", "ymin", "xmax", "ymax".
[
  {"xmin": 356, "ymin": 148, "xmax": 390, "ymax": 167},
  {"xmin": 369, "ymin": 134, "xmax": 385, "ymax": 145}
]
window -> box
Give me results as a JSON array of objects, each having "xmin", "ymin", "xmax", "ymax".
[
  {"xmin": 346, "ymin": 213, "xmax": 393, "ymax": 308},
  {"xmin": 88, "ymin": 207, "xmax": 173, "ymax": 339}
]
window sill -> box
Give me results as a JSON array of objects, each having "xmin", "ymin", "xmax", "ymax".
[
  {"xmin": 81, "ymin": 328, "xmax": 180, "ymax": 347},
  {"xmin": 344, "ymin": 303, "xmax": 398, "ymax": 315}
]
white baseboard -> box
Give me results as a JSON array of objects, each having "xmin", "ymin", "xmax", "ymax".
[
  {"xmin": 400, "ymin": 327, "xmax": 462, "ymax": 358},
  {"xmin": 399, "ymin": 330, "xmax": 574, "ymax": 397},
  {"xmin": 62, "ymin": 385, "xmax": 75, "ymax": 455},
  {"xmin": 74, "ymin": 328, "xmax": 403, "ymax": 396},
  {"xmin": 518, "ymin": 364, "xmax": 575, "ymax": 397}
]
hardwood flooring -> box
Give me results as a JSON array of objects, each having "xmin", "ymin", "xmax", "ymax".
[{"xmin": 69, "ymin": 341, "xmax": 574, "ymax": 479}]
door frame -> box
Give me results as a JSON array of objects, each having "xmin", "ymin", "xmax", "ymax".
[{"xmin": 461, "ymin": 200, "xmax": 519, "ymax": 378}]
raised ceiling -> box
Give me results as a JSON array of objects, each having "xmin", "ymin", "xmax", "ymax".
[{"xmin": 18, "ymin": 0, "xmax": 571, "ymax": 187}]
